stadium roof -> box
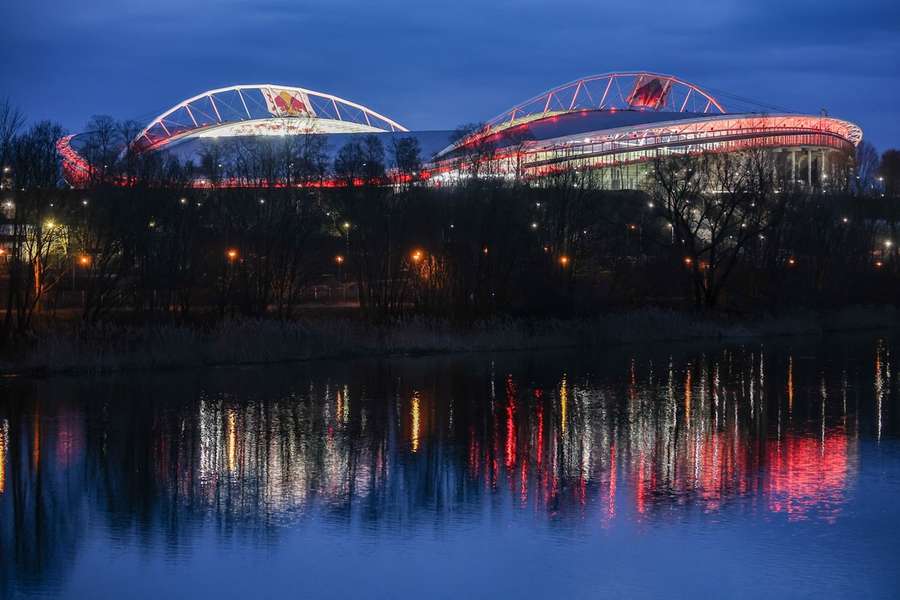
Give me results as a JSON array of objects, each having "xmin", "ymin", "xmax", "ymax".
[{"xmin": 132, "ymin": 84, "xmax": 408, "ymax": 153}]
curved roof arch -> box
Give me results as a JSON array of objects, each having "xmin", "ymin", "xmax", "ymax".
[
  {"xmin": 132, "ymin": 84, "xmax": 408, "ymax": 153},
  {"xmin": 484, "ymin": 72, "xmax": 725, "ymax": 135}
]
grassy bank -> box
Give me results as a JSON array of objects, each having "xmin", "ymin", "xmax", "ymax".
[{"xmin": 2, "ymin": 305, "xmax": 898, "ymax": 376}]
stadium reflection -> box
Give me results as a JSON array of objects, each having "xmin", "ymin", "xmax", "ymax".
[{"xmin": 0, "ymin": 336, "xmax": 895, "ymax": 596}]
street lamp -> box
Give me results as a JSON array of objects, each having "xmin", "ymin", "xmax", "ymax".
[
  {"xmin": 559, "ymin": 255, "xmax": 570, "ymax": 267},
  {"xmin": 72, "ymin": 254, "xmax": 91, "ymax": 291},
  {"xmin": 411, "ymin": 249, "xmax": 424, "ymax": 263},
  {"xmin": 226, "ymin": 248, "xmax": 239, "ymax": 262},
  {"xmin": 335, "ymin": 254, "xmax": 345, "ymax": 285}
]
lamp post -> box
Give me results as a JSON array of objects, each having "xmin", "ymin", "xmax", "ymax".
[
  {"xmin": 341, "ymin": 221, "xmax": 351, "ymax": 268},
  {"xmin": 335, "ymin": 254, "xmax": 345, "ymax": 280},
  {"xmin": 73, "ymin": 255, "xmax": 90, "ymax": 309},
  {"xmin": 224, "ymin": 248, "xmax": 239, "ymax": 316}
]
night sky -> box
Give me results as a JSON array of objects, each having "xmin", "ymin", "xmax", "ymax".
[{"xmin": 3, "ymin": 0, "xmax": 898, "ymax": 150}]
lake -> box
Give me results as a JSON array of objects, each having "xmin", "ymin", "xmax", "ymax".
[{"xmin": 1, "ymin": 334, "xmax": 899, "ymax": 598}]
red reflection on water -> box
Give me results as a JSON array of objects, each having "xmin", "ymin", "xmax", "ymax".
[
  {"xmin": 0, "ymin": 420, "xmax": 6, "ymax": 495},
  {"xmin": 461, "ymin": 385, "xmax": 853, "ymax": 523},
  {"xmin": 767, "ymin": 432, "xmax": 849, "ymax": 521},
  {"xmin": 520, "ymin": 458, "xmax": 528, "ymax": 505},
  {"xmin": 54, "ymin": 410, "xmax": 83, "ymax": 468},
  {"xmin": 636, "ymin": 455, "xmax": 647, "ymax": 515},
  {"xmin": 535, "ymin": 401, "xmax": 544, "ymax": 469},
  {"xmin": 505, "ymin": 376, "xmax": 517, "ymax": 469}
]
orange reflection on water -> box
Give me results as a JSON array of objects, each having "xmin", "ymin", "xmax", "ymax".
[
  {"xmin": 32, "ymin": 409, "xmax": 40, "ymax": 470},
  {"xmin": 787, "ymin": 356, "xmax": 794, "ymax": 413},
  {"xmin": 411, "ymin": 391, "xmax": 421, "ymax": 453},
  {"xmin": 559, "ymin": 374, "xmax": 568, "ymax": 433},
  {"xmin": 226, "ymin": 409, "xmax": 237, "ymax": 472},
  {"xmin": 684, "ymin": 366, "xmax": 692, "ymax": 425}
]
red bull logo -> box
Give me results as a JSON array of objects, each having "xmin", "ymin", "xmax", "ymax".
[{"xmin": 263, "ymin": 88, "xmax": 315, "ymax": 117}]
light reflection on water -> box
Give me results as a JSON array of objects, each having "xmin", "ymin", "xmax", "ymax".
[{"xmin": 1, "ymin": 335, "xmax": 900, "ymax": 598}]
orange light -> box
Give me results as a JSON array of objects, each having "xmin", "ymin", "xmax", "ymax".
[
  {"xmin": 628, "ymin": 224, "xmax": 637, "ymax": 231},
  {"xmin": 335, "ymin": 254, "xmax": 344, "ymax": 265},
  {"xmin": 683, "ymin": 257, "xmax": 693, "ymax": 266},
  {"xmin": 411, "ymin": 249, "xmax": 424, "ymax": 263},
  {"xmin": 482, "ymin": 246, "xmax": 489, "ymax": 255},
  {"xmin": 78, "ymin": 255, "xmax": 90, "ymax": 266},
  {"xmin": 875, "ymin": 260, "xmax": 884, "ymax": 268},
  {"xmin": 559, "ymin": 255, "xmax": 570, "ymax": 267},
  {"xmin": 0, "ymin": 248, "xmax": 5, "ymax": 256},
  {"xmin": 226, "ymin": 248, "xmax": 239, "ymax": 262},
  {"xmin": 787, "ymin": 257, "xmax": 796, "ymax": 267}
]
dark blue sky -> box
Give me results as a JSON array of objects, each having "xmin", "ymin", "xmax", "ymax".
[{"xmin": 3, "ymin": 0, "xmax": 898, "ymax": 150}]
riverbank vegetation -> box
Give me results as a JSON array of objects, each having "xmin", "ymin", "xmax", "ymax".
[{"xmin": 3, "ymin": 306, "xmax": 898, "ymax": 375}]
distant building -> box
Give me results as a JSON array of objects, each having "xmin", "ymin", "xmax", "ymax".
[{"xmin": 59, "ymin": 72, "xmax": 862, "ymax": 190}]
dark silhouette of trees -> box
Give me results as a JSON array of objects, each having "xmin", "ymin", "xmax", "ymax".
[
  {"xmin": 853, "ymin": 140, "xmax": 879, "ymax": 196},
  {"xmin": 650, "ymin": 150, "xmax": 786, "ymax": 309},
  {"xmin": 2, "ymin": 121, "xmax": 68, "ymax": 340},
  {"xmin": 1, "ymin": 103, "xmax": 899, "ymax": 346},
  {"xmin": 879, "ymin": 149, "xmax": 900, "ymax": 198}
]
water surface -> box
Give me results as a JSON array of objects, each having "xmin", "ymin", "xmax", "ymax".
[{"xmin": 1, "ymin": 335, "xmax": 899, "ymax": 598}]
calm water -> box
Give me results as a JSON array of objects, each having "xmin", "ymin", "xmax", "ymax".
[{"xmin": 1, "ymin": 335, "xmax": 900, "ymax": 599}]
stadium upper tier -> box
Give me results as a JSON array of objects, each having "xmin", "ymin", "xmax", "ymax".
[{"xmin": 57, "ymin": 72, "xmax": 863, "ymax": 187}]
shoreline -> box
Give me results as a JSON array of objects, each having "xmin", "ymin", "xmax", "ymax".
[{"xmin": 2, "ymin": 305, "xmax": 897, "ymax": 378}]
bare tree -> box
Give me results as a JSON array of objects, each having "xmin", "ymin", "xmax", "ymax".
[
  {"xmin": 390, "ymin": 136, "xmax": 422, "ymax": 189},
  {"xmin": 650, "ymin": 150, "xmax": 783, "ymax": 309},
  {"xmin": 2, "ymin": 121, "xmax": 69, "ymax": 339},
  {"xmin": 853, "ymin": 140, "xmax": 879, "ymax": 196},
  {"xmin": 0, "ymin": 99, "xmax": 24, "ymax": 181}
]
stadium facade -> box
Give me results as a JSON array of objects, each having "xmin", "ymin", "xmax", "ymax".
[{"xmin": 58, "ymin": 72, "xmax": 863, "ymax": 189}]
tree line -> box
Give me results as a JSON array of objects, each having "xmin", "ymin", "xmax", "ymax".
[{"xmin": 1, "ymin": 99, "xmax": 899, "ymax": 344}]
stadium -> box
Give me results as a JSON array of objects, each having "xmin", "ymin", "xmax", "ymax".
[{"xmin": 58, "ymin": 72, "xmax": 863, "ymax": 189}]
